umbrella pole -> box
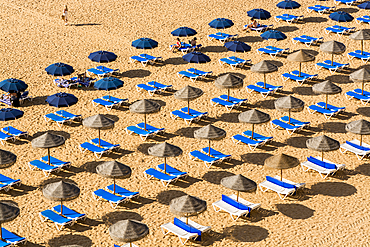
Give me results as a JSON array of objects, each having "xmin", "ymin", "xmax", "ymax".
[
  {"xmin": 48, "ymin": 148, "xmax": 50, "ymax": 165},
  {"xmin": 144, "ymin": 114, "xmax": 147, "ymax": 131},
  {"xmin": 288, "ymin": 109, "xmax": 291, "ymax": 124},
  {"xmin": 251, "ymin": 124, "xmax": 254, "ymax": 140},
  {"xmin": 98, "ymin": 129, "xmax": 101, "ymax": 146},
  {"xmin": 299, "ymin": 63, "xmax": 301, "ymax": 77},
  {"xmin": 61, "ymin": 200, "xmax": 63, "ymax": 214},
  {"xmin": 362, "ymin": 40, "xmax": 364, "ymax": 55},
  {"xmin": 186, "ymin": 215, "xmax": 189, "ymax": 224},
  {"xmin": 164, "ymin": 157, "xmax": 167, "ymax": 174},
  {"xmin": 331, "ymin": 54, "xmax": 334, "ymax": 66},
  {"xmin": 188, "ymin": 99, "xmax": 190, "ymax": 114},
  {"xmin": 236, "ymin": 191, "xmax": 239, "ymax": 202},
  {"xmin": 264, "ymin": 74, "xmax": 266, "ymax": 89},
  {"xmin": 227, "ymin": 89, "xmax": 230, "ymax": 102},
  {"xmin": 280, "ymin": 169, "xmax": 283, "ymax": 181},
  {"xmin": 361, "ymin": 134, "xmax": 363, "ymax": 146},
  {"xmin": 113, "ymin": 178, "xmax": 116, "ymax": 194},
  {"xmin": 208, "ymin": 140, "xmax": 211, "ymax": 155},
  {"xmin": 325, "ymin": 94, "xmax": 328, "ymax": 109},
  {"xmin": 0, "ymin": 223, "xmax": 2, "ymax": 240},
  {"xmin": 322, "ymin": 151, "xmax": 324, "ymax": 161},
  {"xmin": 362, "ymin": 81, "xmax": 365, "ymax": 95}
]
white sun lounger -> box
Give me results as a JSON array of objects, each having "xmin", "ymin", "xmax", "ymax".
[
  {"xmin": 178, "ymin": 217, "xmax": 211, "ymax": 234},
  {"xmin": 212, "ymin": 195, "xmax": 252, "ymax": 221},
  {"xmin": 160, "ymin": 222, "xmax": 199, "ymax": 245},
  {"xmin": 259, "ymin": 176, "xmax": 301, "ymax": 200},
  {"xmin": 301, "ymin": 156, "xmax": 345, "ymax": 178},
  {"xmin": 340, "ymin": 139, "xmax": 370, "ymax": 160}
]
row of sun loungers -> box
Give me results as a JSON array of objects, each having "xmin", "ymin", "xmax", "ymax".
[
  {"xmin": 315, "ymin": 60, "xmax": 350, "ymax": 74},
  {"xmin": 129, "ymin": 54, "xmax": 163, "ymax": 67},
  {"xmin": 40, "ymin": 205, "xmax": 86, "ymax": 230},
  {"xmin": 92, "ymin": 96, "xmax": 128, "ymax": 111},
  {"xmin": 307, "ymin": 5, "xmax": 336, "ymax": 14},
  {"xmin": 125, "ymin": 123, "xmax": 165, "ymax": 141},
  {"xmin": 93, "ymin": 184, "xmax": 139, "ymax": 209},
  {"xmin": 257, "ymin": 46, "xmax": 289, "ymax": 58},
  {"xmin": 246, "ymin": 82, "xmax": 282, "ymax": 98},
  {"xmin": 292, "ymin": 35, "xmax": 323, "ymax": 47},
  {"xmin": 136, "ymin": 81, "xmax": 172, "ymax": 96},
  {"xmin": 86, "ymin": 66, "xmax": 119, "ymax": 78},
  {"xmin": 79, "ymin": 139, "xmax": 120, "ymax": 159},
  {"xmin": 210, "ymin": 95, "xmax": 247, "ymax": 111},
  {"xmin": 0, "ymin": 126, "xmax": 28, "ymax": 144},
  {"xmin": 171, "ymin": 107, "xmax": 208, "ymax": 125},
  {"xmin": 345, "ymin": 89, "xmax": 370, "ymax": 105},
  {"xmin": 189, "ymin": 148, "xmax": 231, "ymax": 168},
  {"xmin": 356, "ymin": 15, "xmax": 370, "ymax": 24},
  {"xmin": 281, "ymin": 70, "xmax": 318, "ymax": 85},
  {"xmin": 275, "ymin": 14, "xmax": 304, "ymax": 24},
  {"xmin": 207, "ymin": 32, "xmax": 238, "ymax": 43},
  {"xmin": 219, "ymin": 56, "xmax": 250, "ymax": 69},
  {"xmin": 0, "ymin": 228, "xmax": 26, "ymax": 246},
  {"xmin": 28, "ymin": 156, "xmax": 71, "ymax": 177},
  {"xmin": 177, "ymin": 68, "xmax": 212, "ymax": 82},
  {"xmin": 325, "ymin": 25, "xmax": 356, "ymax": 36},
  {"xmin": 44, "ymin": 110, "xmax": 81, "ymax": 127},
  {"xmin": 307, "ymin": 102, "xmax": 345, "ymax": 119}
]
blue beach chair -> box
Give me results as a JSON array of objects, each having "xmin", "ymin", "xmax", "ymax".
[
  {"xmin": 1, "ymin": 228, "xmax": 26, "ymax": 245},
  {"xmin": 157, "ymin": 163, "xmax": 188, "ymax": 178},
  {"xmin": 307, "ymin": 5, "xmax": 336, "ymax": 14},
  {"xmin": 290, "ymin": 70, "xmax": 318, "ymax": 80},
  {"xmin": 170, "ymin": 110, "xmax": 199, "ymax": 125},
  {"xmin": 129, "ymin": 55, "xmax": 151, "ymax": 66},
  {"xmin": 95, "ymin": 66, "xmax": 119, "ymax": 74},
  {"xmin": 53, "ymin": 205, "xmax": 86, "ymax": 221},
  {"xmin": 0, "ymin": 174, "xmax": 21, "ymax": 188},
  {"xmin": 139, "ymin": 54, "xmax": 163, "ymax": 63},
  {"xmin": 219, "ymin": 57, "xmax": 247, "ymax": 69},
  {"xmin": 28, "ymin": 160, "xmax": 61, "ymax": 177},
  {"xmin": 275, "ymin": 14, "xmax": 304, "ymax": 24},
  {"xmin": 101, "ymin": 96, "xmax": 127, "ymax": 106},
  {"xmin": 257, "ymin": 46, "xmax": 289, "ymax": 58},
  {"xmin": 307, "ymin": 105, "xmax": 339, "ymax": 119},
  {"xmin": 79, "ymin": 142, "xmax": 110, "ymax": 159},
  {"xmin": 211, "ymin": 98, "xmax": 239, "ymax": 111},
  {"xmin": 347, "ymin": 50, "xmax": 370, "ymax": 64},
  {"xmin": 219, "ymin": 95, "xmax": 247, "ymax": 105},
  {"xmin": 345, "ymin": 90, "xmax": 370, "ymax": 105},
  {"xmin": 208, "ymin": 33, "xmax": 238, "ymax": 43},
  {"xmin": 177, "ymin": 71, "xmax": 201, "ymax": 82},
  {"xmin": 91, "ymin": 138, "xmax": 120, "ymax": 151},
  {"xmin": 86, "ymin": 68, "xmax": 108, "ymax": 78},
  {"xmin": 292, "ymin": 35, "xmax": 323, "ymax": 47},
  {"xmin": 0, "ymin": 132, "xmax": 14, "ymax": 145},
  {"xmin": 315, "ymin": 60, "xmax": 349, "ymax": 73},
  {"xmin": 147, "ymin": 81, "xmax": 172, "ymax": 91},
  {"xmin": 212, "ymin": 195, "xmax": 252, "ymax": 221},
  {"xmin": 1, "ymin": 126, "xmax": 28, "ymax": 139},
  {"xmin": 243, "ymin": 23, "xmax": 274, "ymax": 32},
  {"xmin": 125, "ymin": 126, "xmax": 155, "ymax": 141},
  {"xmin": 301, "ymin": 156, "xmax": 345, "ymax": 178},
  {"xmin": 231, "ymin": 134, "xmax": 264, "ymax": 151},
  {"xmin": 270, "ymin": 119, "xmax": 303, "ymax": 135},
  {"xmin": 334, "ymin": 0, "xmax": 358, "ymax": 6},
  {"xmin": 242, "ymin": 130, "xmax": 273, "ymax": 143},
  {"xmin": 180, "ymin": 107, "xmax": 207, "ymax": 118},
  {"xmin": 39, "ymin": 209, "xmax": 74, "ymax": 230},
  {"xmin": 93, "ymin": 189, "xmax": 129, "ymax": 209},
  {"xmin": 356, "ymin": 15, "xmax": 370, "ymax": 24},
  {"xmin": 92, "ymin": 98, "xmax": 118, "ymax": 111},
  {"xmin": 44, "ymin": 113, "xmax": 71, "ymax": 127},
  {"xmin": 325, "ymin": 25, "xmax": 355, "ymax": 36},
  {"xmin": 106, "ymin": 184, "xmax": 139, "ymax": 199},
  {"xmin": 136, "ymin": 84, "xmax": 160, "ymax": 96},
  {"xmin": 316, "ymin": 102, "xmax": 345, "ymax": 112},
  {"xmin": 201, "ymin": 147, "xmax": 231, "ymax": 161},
  {"xmin": 41, "ymin": 156, "xmax": 71, "ymax": 168},
  {"xmin": 144, "ymin": 168, "xmax": 178, "ymax": 187},
  {"xmin": 55, "ymin": 110, "xmax": 81, "ymax": 121},
  {"xmin": 188, "ymin": 150, "xmax": 221, "ymax": 168},
  {"xmin": 280, "ymin": 116, "xmax": 310, "ymax": 128},
  {"xmin": 136, "ymin": 122, "xmax": 164, "ymax": 134},
  {"xmin": 259, "ymin": 176, "xmax": 298, "ymax": 200},
  {"xmin": 187, "ymin": 68, "xmax": 212, "ymax": 77}
]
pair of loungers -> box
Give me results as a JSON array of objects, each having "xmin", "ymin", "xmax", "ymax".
[
  {"xmin": 307, "ymin": 5, "xmax": 336, "ymax": 14},
  {"xmin": 275, "ymin": 14, "xmax": 304, "ymax": 24},
  {"xmin": 356, "ymin": 15, "xmax": 370, "ymax": 24},
  {"xmin": 308, "ymin": 102, "xmax": 345, "ymax": 119},
  {"xmin": 0, "ymin": 173, "xmax": 21, "ymax": 192},
  {"xmin": 210, "ymin": 95, "xmax": 247, "ymax": 111},
  {"xmin": 136, "ymin": 81, "xmax": 172, "ymax": 96},
  {"xmin": 246, "ymin": 82, "xmax": 283, "ymax": 98},
  {"xmin": 325, "ymin": 25, "xmax": 356, "ymax": 36},
  {"xmin": 44, "ymin": 110, "xmax": 81, "ymax": 127},
  {"xmin": 170, "ymin": 43, "xmax": 202, "ymax": 54},
  {"xmin": 0, "ymin": 126, "xmax": 28, "ymax": 144},
  {"xmin": 129, "ymin": 53, "xmax": 163, "ymax": 67},
  {"xmin": 257, "ymin": 46, "xmax": 289, "ymax": 58},
  {"xmin": 315, "ymin": 60, "xmax": 349, "ymax": 73},
  {"xmin": 79, "ymin": 138, "xmax": 120, "ymax": 159},
  {"xmin": 0, "ymin": 228, "xmax": 26, "ymax": 246},
  {"xmin": 189, "ymin": 147, "xmax": 231, "ymax": 168},
  {"xmin": 86, "ymin": 66, "xmax": 119, "ymax": 78},
  {"xmin": 243, "ymin": 24, "xmax": 274, "ymax": 33},
  {"xmin": 171, "ymin": 107, "xmax": 208, "ymax": 125},
  {"xmin": 259, "ymin": 175, "xmax": 305, "ymax": 200},
  {"xmin": 281, "ymin": 70, "xmax": 318, "ymax": 85},
  {"xmin": 54, "ymin": 77, "xmax": 96, "ymax": 88},
  {"xmin": 144, "ymin": 164, "xmax": 188, "ymax": 187},
  {"xmin": 125, "ymin": 122, "xmax": 165, "ymax": 141},
  {"xmin": 0, "ymin": 91, "xmax": 32, "ymax": 106},
  {"xmin": 219, "ymin": 56, "xmax": 250, "ymax": 69},
  {"xmin": 232, "ymin": 130, "xmax": 273, "ymax": 151},
  {"xmin": 28, "ymin": 156, "xmax": 71, "ymax": 177},
  {"xmin": 92, "ymin": 96, "xmax": 128, "ymax": 111},
  {"xmin": 334, "ymin": 0, "xmax": 359, "ymax": 6},
  {"xmin": 271, "ymin": 116, "xmax": 310, "ymax": 135},
  {"xmin": 340, "ymin": 139, "xmax": 370, "ymax": 160},
  {"xmin": 347, "ymin": 50, "xmax": 370, "ymax": 64},
  {"xmin": 345, "ymin": 89, "xmax": 370, "ymax": 105},
  {"xmin": 177, "ymin": 68, "xmax": 212, "ymax": 82},
  {"xmin": 292, "ymin": 35, "xmax": 323, "ymax": 47},
  {"xmin": 301, "ymin": 156, "xmax": 345, "ymax": 179},
  {"xmin": 207, "ymin": 32, "xmax": 238, "ymax": 43},
  {"xmin": 93, "ymin": 184, "xmax": 139, "ymax": 209},
  {"xmin": 40, "ymin": 205, "xmax": 86, "ymax": 230}
]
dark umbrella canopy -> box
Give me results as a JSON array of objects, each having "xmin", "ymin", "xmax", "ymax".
[
  {"xmin": 238, "ymin": 109, "xmax": 270, "ymax": 124},
  {"xmin": 208, "ymin": 18, "xmax": 234, "ymax": 29},
  {"xmin": 170, "ymin": 195, "xmax": 207, "ymax": 216},
  {"xmin": 224, "ymin": 41, "xmax": 251, "ymax": 52},
  {"xmin": 260, "ymin": 30, "xmax": 287, "ymax": 41},
  {"xmin": 182, "ymin": 52, "xmax": 211, "ymax": 64},
  {"xmin": 109, "ymin": 220, "xmax": 149, "ymax": 243},
  {"xmin": 174, "ymin": 85, "xmax": 203, "ymax": 101},
  {"xmin": 358, "ymin": 1, "xmax": 370, "ymax": 9},
  {"xmin": 329, "ymin": 11, "xmax": 354, "ymax": 22},
  {"xmin": 221, "ymin": 174, "xmax": 257, "ymax": 192},
  {"xmin": 350, "ymin": 68, "xmax": 370, "ymax": 94},
  {"xmin": 94, "ymin": 77, "xmax": 123, "ymax": 91},
  {"xmin": 96, "ymin": 161, "xmax": 132, "ymax": 179},
  {"xmin": 214, "ymin": 74, "xmax": 243, "ymax": 89},
  {"xmin": 0, "ymin": 201, "xmax": 19, "ymax": 223},
  {"xmin": 0, "ymin": 150, "xmax": 16, "ymax": 169},
  {"xmin": 312, "ymin": 80, "xmax": 342, "ymax": 95},
  {"xmin": 320, "ymin": 41, "xmax": 346, "ymax": 54},
  {"xmin": 0, "ymin": 79, "xmax": 28, "ymax": 93},
  {"xmin": 31, "ymin": 133, "xmax": 65, "ymax": 148},
  {"xmin": 306, "ymin": 135, "xmax": 340, "ymax": 151},
  {"xmin": 45, "ymin": 63, "xmax": 74, "ymax": 76},
  {"xmin": 277, "ymin": 0, "xmax": 301, "ymax": 9},
  {"xmin": 287, "ymin": 50, "xmax": 315, "ymax": 63},
  {"xmin": 46, "ymin": 92, "xmax": 78, "ymax": 107},
  {"xmin": 171, "ymin": 27, "xmax": 197, "ymax": 37},
  {"xmin": 346, "ymin": 119, "xmax": 370, "ymax": 135},
  {"xmin": 148, "ymin": 142, "xmax": 182, "ymax": 158},
  {"xmin": 88, "ymin": 51, "xmax": 117, "ymax": 63},
  {"xmin": 194, "ymin": 124, "xmax": 226, "ymax": 140},
  {"xmin": 247, "ymin": 9, "xmax": 271, "ymax": 20},
  {"xmin": 131, "ymin": 38, "xmax": 158, "ymax": 49},
  {"xmin": 251, "ymin": 60, "xmax": 278, "ymax": 73},
  {"xmin": 129, "ymin": 99, "xmax": 161, "ymax": 114},
  {"xmin": 265, "ymin": 154, "xmax": 300, "ymax": 170},
  {"xmin": 82, "ymin": 114, "xmax": 115, "ymax": 129},
  {"xmin": 0, "ymin": 108, "xmax": 24, "ymax": 121},
  {"xmin": 275, "ymin": 95, "xmax": 304, "ymax": 111},
  {"xmin": 349, "ymin": 29, "xmax": 370, "ymax": 41},
  {"xmin": 43, "ymin": 181, "xmax": 80, "ymax": 201}
]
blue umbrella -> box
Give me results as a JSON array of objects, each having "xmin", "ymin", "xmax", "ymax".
[
  {"xmin": 209, "ymin": 18, "xmax": 234, "ymax": 29},
  {"xmin": 132, "ymin": 38, "xmax": 158, "ymax": 49},
  {"xmin": 46, "ymin": 92, "xmax": 78, "ymax": 107},
  {"xmin": 358, "ymin": 1, "xmax": 370, "ymax": 9},
  {"xmin": 224, "ymin": 41, "xmax": 251, "ymax": 52},
  {"xmin": 94, "ymin": 77, "xmax": 124, "ymax": 91},
  {"xmin": 45, "ymin": 63, "xmax": 74, "ymax": 76},
  {"xmin": 261, "ymin": 30, "xmax": 287, "ymax": 41},
  {"xmin": 247, "ymin": 9, "xmax": 271, "ymax": 20},
  {"xmin": 329, "ymin": 11, "xmax": 354, "ymax": 22},
  {"xmin": 171, "ymin": 27, "xmax": 197, "ymax": 37},
  {"xmin": 183, "ymin": 52, "xmax": 211, "ymax": 64},
  {"xmin": 88, "ymin": 51, "xmax": 117, "ymax": 63},
  {"xmin": 0, "ymin": 79, "xmax": 28, "ymax": 93},
  {"xmin": 277, "ymin": 0, "xmax": 301, "ymax": 9},
  {"xmin": 0, "ymin": 108, "xmax": 23, "ymax": 121}
]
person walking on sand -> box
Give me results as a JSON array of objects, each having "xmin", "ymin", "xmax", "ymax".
[{"xmin": 62, "ymin": 5, "xmax": 68, "ymax": 25}]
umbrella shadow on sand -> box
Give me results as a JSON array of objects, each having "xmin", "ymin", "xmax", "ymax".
[
  {"xmin": 302, "ymin": 17, "xmax": 328, "ymax": 23},
  {"xmin": 275, "ymin": 26, "xmax": 299, "ymax": 33},
  {"xmin": 292, "ymin": 86, "xmax": 314, "ymax": 95},
  {"xmin": 241, "ymin": 153, "xmax": 273, "ymax": 166},
  {"xmin": 223, "ymin": 225, "xmax": 269, "ymax": 242},
  {"xmin": 23, "ymin": 95, "xmax": 48, "ymax": 107},
  {"xmin": 236, "ymin": 36, "xmax": 264, "ymax": 43},
  {"xmin": 0, "ymin": 184, "xmax": 37, "ymax": 197},
  {"xmin": 117, "ymin": 69, "xmax": 151, "ymax": 78},
  {"xmin": 309, "ymin": 182, "xmax": 357, "ymax": 197},
  {"xmin": 102, "ymin": 211, "xmax": 143, "ymax": 227},
  {"xmin": 318, "ymin": 121, "xmax": 347, "ymax": 133},
  {"xmin": 357, "ymin": 107, "xmax": 370, "ymax": 117},
  {"xmin": 202, "ymin": 171, "xmax": 235, "ymax": 184},
  {"xmin": 48, "ymin": 234, "xmax": 93, "ymax": 247},
  {"xmin": 201, "ymin": 45, "xmax": 228, "ymax": 53},
  {"xmin": 285, "ymin": 136, "xmax": 310, "ymax": 149},
  {"xmin": 336, "ymin": 7, "xmax": 359, "ymax": 13},
  {"xmin": 275, "ymin": 203, "xmax": 314, "ymax": 219},
  {"xmin": 156, "ymin": 190, "xmax": 188, "ymax": 205},
  {"xmin": 163, "ymin": 57, "xmax": 189, "ymax": 65}
]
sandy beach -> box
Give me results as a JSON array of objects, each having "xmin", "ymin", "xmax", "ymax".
[{"xmin": 1, "ymin": 0, "xmax": 370, "ymax": 246}]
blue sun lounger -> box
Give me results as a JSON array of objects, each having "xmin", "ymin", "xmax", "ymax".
[
  {"xmin": 271, "ymin": 119, "xmax": 303, "ymax": 135},
  {"xmin": 208, "ymin": 33, "xmax": 238, "ymax": 43},
  {"xmin": 79, "ymin": 142, "xmax": 110, "ymax": 159},
  {"xmin": 356, "ymin": 15, "xmax": 370, "ymax": 24},
  {"xmin": 177, "ymin": 71, "xmax": 201, "ymax": 82},
  {"xmin": 201, "ymin": 147, "xmax": 231, "ymax": 161},
  {"xmin": 219, "ymin": 57, "xmax": 247, "ymax": 69},
  {"xmin": 232, "ymin": 134, "xmax": 264, "ymax": 151},
  {"xmin": 129, "ymin": 55, "xmax": 151, "ymax": 66},
  {"xmin": 345, "ymin": 90, "xmax": 370, "ymax": 105},
  {"xmin": 316, "ymin": 102, "xmax": 345, "ymax": 112},
  {"xmin": 0, "ymin": 174, "xmax": 21, "ymax": 188},
  {"xmin": 1, "ymin": 228, "xmax": 26, "ymax": 245},
  {"xmin": 307, "ymin": 5, "xmax": 336, "ymax": 14},
  {"xmin": 101, "ymin": 96, "xmax": 127, "ymax": 106},
  {"xmin": 92, "ymin": 98, "xmax": 120, "ymax": 111},
  {"xmin": 189, "ymin": 150, "xmax": 222, "ymax": 168},
  {"xmin": 144, "ymin": 168, "xmax": 178, "ymax": 187},
  {"xmin": 136, "ymin": 122, "xmax": 165, "ymax": 134},
  {"xmin": 280, "ymin": 116, "xmax": 310, "ymax": 128},
  {"xmin": 187, "ymin": 68, "xmax": 212, "ymax": 77},
  {"xmin": 86, "ymin": 68, "xmax": 109, "ymax": 78},
  {"xmin": 301, "ymin": 156, "xmax": 345, "ymax": 179},
  {"xmin": 281, "ymin": 73, "xmax": 308, "ymax": 85},
  {"xmin": 157, "ymin": 163, "xmax": 188, "ymax": 178},
  {"xmin": 290, "ymin": 70, "xmax": 318, "ymax": 80},
  {"xmin": 325, "ymin": 25, "xmax": 355, "ymax": 36},
  {"xmin": 106, "ymin": 184, "xmax": 139, "ymax": 199},
  {"xmin": 55, "ymin": 110, "xmax": 81, "ymax": 121},
  {"xmin": 275, "ymin": 14, "xmax": 304, "ymax": 24},
  {"xmin": 93, "ymin": 189, "xmax": 129, "ymax": 209},
  {"xmin": 28, "ymin": 160, "xmax": 61, "ymax": 177},
  {"xmin": 255, "ymin": 81, "xmax": 282, "ymax": 92},
  {"xmin": 91, "ymin": 138, "xmax": 120, "ymax": 151},
  {"xmin": 41, "ymin": 156, "xmax": 71, "ymax": 168},
  {"xmin": 0, "ymin": 132, "xmax": 14, "ymax": 145},
  {"xmin": 44, "ymin": 113, "xmax": 71, "ymax": 127},
  {"xmin": 211, "ymin": 98, "xmax": 239, "ymax": 111},
  {"xmin": 39, "ymin": 209, "xmax": 74, "ymax": 230},
  {"xmin": 308, "ymin": 104, "xmax": 339, "ymax": 119},
  {"xmin": 315, "ymin": 60, "xmax": 349, "ymax": 73},
  {"xmin": 1, "ymin": 126, "xmax": 28, "ymax": 139},
  {"xmin": 125, "ymin": 125, "xmax": 155, "ymax": 141},
  {"xmin": 347, "ymin": 50, "xmax": 370, "ymax": 64},
  {"xmin": 147, "ymin": 81, "xmax": 172, "ymax": 91},
  {"xmin": 170, "ymin": 110, "xmax": 199, "ymax": 125},
  {"xmin": 53, "ymin": 205, "xmax": 86, "ymax": 221},
  {"xmin": 219, "ymin": 95, "xmax": 247, "ymax": 105},
  {"xmin": 242, "ymin": 130, "xmax": 273, "ymax": 143},
  {"xmin": 0, "ymin": 239, "xmax": 10, "ymax": 247},
  {"xmin": 257, "ymin": 46, "xmax": 289, "ymax": 58},
  {"xmin": 340, "ymin": 139, "xmax": 370, "ymax": 160},
  {"xmin": 243, "ymin": 23, "xmax": 274, "ymax": 32},
  {"xmin": 212, "ymin": 195, "xmax": 252, "ymax": 221},
  {"xmin": 136, "ymin": 84, "xmax": 160, "ymax": 96},
  {"xmin": 334, "ymin": 0, "xmax": 358, "ymax": 6},
  {"xmin": 0, "ymin": 182, "xmax": 11, "ymax": 192},
  {"xmin": 246, "ymin": 82, "xmax": 282, "ymax": 98},
  {"xmin": 140, "ymin": 54, "xmax": 163, "ymax": 63},
  {"xmin": 180, "ymin": 107, "xmax": 207, "ymax": 118},
  {"xmin": 292, "ymin": 35, "xmax": 323, "ymax": 47},
  {"xmin": 95, "ymin": 66, "xmax": 119, "ymax": 74},
  {"xmin": 259, "ymin": 176, "xmax": 298, "ymax": 200}
]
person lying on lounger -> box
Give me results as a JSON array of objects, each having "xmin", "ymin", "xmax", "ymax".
[
  {"xmin": 243, "ymin": 18, "xmax": 259, "ymax": 32},
  {"xmin": 171, "ymin": 38, "xmax": 182, "ymax": 52}
]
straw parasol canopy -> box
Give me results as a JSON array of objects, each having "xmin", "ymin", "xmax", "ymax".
[
  {"xmin": 350, "ymin": 68, "xmax": 370, "ymax": 94},
  {"xmin": 346, "ymin": 119, "xmax": 370, "ymax": 145},
  {"xmin": 221, "ymin": 174, "xmax": 257, "ymax": 201},
  {"xmin": 287, "ymin": 50, "xmax": 315, "ymax": 77},
  {"xmin": 264, "ymin": 154, "xmax": 299, "ymax": 180},
  {"xmin": 109, "ymin": 219, "xmax": 149, "ymax": 246},
  {"xmin": 214, "ymin": 73, "xmax": 243, "ymax": 101},
  {"xmin": 250, "ymin": 60, "xmax": 278, "ymax": 89},
  {"xmin": 274, "ymin": 96, "xmax": 304, "ymax": 123},
  {"xmin": 0, "ymin": 149, "xmax": 16, "ymax": 169},
  {"xmin": 174, "ymin": 86, "xmax": 203, "ymax": 114},
  {"xmin": 312, "ymin": 80, "xmax": 342, "ymax": 109},
  {"xmin": 238, "ymin": 109, "xmax": 270, "ymax": 139},
  {"xmin": 0, "ymin": 201, "xmax": 19, "ymax": 240},
  {"xmin": 82, "ymin": 114, "xmax": 115, "ymax": 146},
  {"xmin": 194, "ymin": 124, "xmax": 226, "ymax": 155},
  {"xmin": 31, "ymin": 132, "xmax": 65, "ymax": 166},
  {"xmin": 349, "ymin": 29, "xmax": 370, "ymax": 54},
  {"xmin": 148, "ymin": 142, "xmax": 183, "ymax": 173},
  {"xmin": 96, "ymin": 161, "xmax": 132, "ymax": 194},
  {"xmin": 320, "ymin": 41, "xmax": 346, "ymax": 65},
  {"xmin": 306, "ymin": 135, "xmax": 340, "ymax": 160},
  {"xmin": 129, "ymin": 99, "xmax": 161, "ymax": 130},
  {"xmin": 43, "ymin": 180, "xmax": 80, "ymax": 214},
  {"xmin": 170, "ymin": 195, "xmax": 207, "ymax": 223}
]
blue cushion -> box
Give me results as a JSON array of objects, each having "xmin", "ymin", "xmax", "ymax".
[
  {"xmin": 174, "ymin": 218, "xmax": 201, "ymax": 241},
  {"xmin": 346, "ymin": 141, "xmax": 370, "ymax": 151},
  {"xmin": 266, "ymin": 176, "xmax": 296, "ymax": 189},
  {"xmin": 307, "ymin": 156, "xmax": 337, "ymax": 170},
  {"xmin": 222, "ymin": 195, "xmax": 251, "ymax": 211}
]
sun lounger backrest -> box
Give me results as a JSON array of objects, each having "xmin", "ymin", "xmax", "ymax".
[
  {"xmin": 222, "ymin": 195, "xmax": 251, "ymax": 211},
  {"xmin": 346, "ymin": 141, "xmax": 370, "ymax": 151},
  {"xmin": 308, "ymin": 156, "xmax": 337, "ymax": 169},
  {"xmin": 266, "ymin": 176, "xmax": 296, "ymax": 189},
  {"xmin": 174, "ymin": 218, "xmax": 201, "ymax": 235}
]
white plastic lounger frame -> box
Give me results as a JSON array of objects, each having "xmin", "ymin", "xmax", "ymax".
[
  {"xmin": 301, "ymin": 156, "xmax": 345, "ymax": 179},
  {"xmin": 178, "ymin": 217, "xmax": 211, "ymax": 233},
  {"xmin": 259, "ymin": 180, "xmax": 296, "ymax": 200},
  {"xmin": 143, "ymin": 171, "xmax": 178, "ymax": 187},
  {"xmin": 212, "ymin": 200, "xmax": 250, "ymax": 221},
  {"xmin": 39, "ymin": 212, "xmax": 75, "ymax": 231},
  {"xmin": 160, "ymin": 222, "xmax": 198, "ymax": 245},
  {"xmin": 339, "ymin": 139, "xmax": 370, "ymax": 160}
]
